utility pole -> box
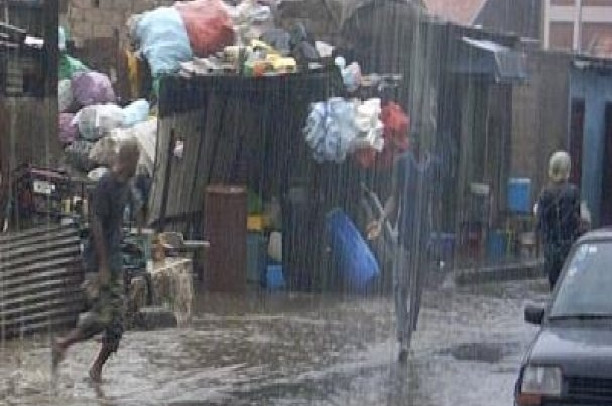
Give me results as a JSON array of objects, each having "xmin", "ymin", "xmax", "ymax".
[
  {"xmin": 2, "ymin": 0, "xmax": 9, "ymax": 24},
  {"xmin": 574, "ymin": 0, "xmax": 583, "ymax": 53},
  {"xmin": 543, "ymin": 0, "xmax": 550, "ymax": 49}
]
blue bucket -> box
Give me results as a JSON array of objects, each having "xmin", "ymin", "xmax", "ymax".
[
  {"xmin": 487, "ymin": 231, "xmax": 507, "ymax": 261},
  {"xmin": 326, "ymin": 208, "xmax": 380, "ymax": 290},
  {"xmin": 507, "ymin": 178, "xmax": 531, "ymax": 213},
  {"xmin": 265, "ymin": 264, "xmax": 286, "ymax": 290}
]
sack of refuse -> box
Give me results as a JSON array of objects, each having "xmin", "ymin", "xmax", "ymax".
[
  {"xmin": 335, "ymin": 57, "xmax": 362, "ymax": 93},
  {"xmin": 89, "ymin": 136, "xmax": 119, "ymax": 168},
  {"xmin": 58, "ymin": 113, "xmax": 79, "ymax": 145},
  {"xmin": 260, "ymin": 29, "xmax": 292, "ymax": 56},
  {"xmin": 133, "ymin": 7, "xmax": 193, "ymax": 77},
  {"xmin": 289, "ymin": 23, "xmax": 320, "ymax": 66},
  {"xmin": 304, "ymin": 98, "xmax": 357, "ymax": 163},
  {"xmin": 58, "ymin": 79, "xmax": 74, "ymax": 113},
  {"xmin": 59, "ymin": 54, "xmax": 89, "ymax": 81},
  {"xmin": 108, "ymin": 119, "xmax": 157, "ymax": 176},
  {"xmin": 72, "ymin": 71, "xmax": 115, "ymax": 107},
  {"xmin": 65, "ymin": 140, "xmax": 95, "ymax": 172},
  {"xmin": 122, "ymin": 99, "xmax": 150, "ymax": 127},
  {"xmin": 351, "ymin": 98, "xmax": 384, "ymax": 152},
  {"xmin": 174, "ymin": 0, "xmax": 235, "ymax": 57},
  {"xmin": 232, "ymin": 0, "xmax": 273, "ymax": 43},
  {"xmin": 76, "ymin": 104, "xmax": 125, "ymax": 141}
]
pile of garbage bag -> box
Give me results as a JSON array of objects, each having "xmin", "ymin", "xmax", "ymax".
[
  {"xmin": 58, "ymin": 27, "xmax": 156, "ymax": 180},
  {"xmin": 128, "ymin": 0, "xmax": 236, "ymax": 81},
  {"xmin": 131, "ymin": 6, "xmax": 193, "ymax": 77}
]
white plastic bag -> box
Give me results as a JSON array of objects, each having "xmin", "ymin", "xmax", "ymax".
[
  {"xmin": 58, "ymin": 80, "xmax": 74, "ymax": 113},
  {"xmin": 122, "ymin": 99, "xmax": 150, "ymax": 127},
  {"xmin": 76, "ymin": 104, "xmax": 125, "ymax": 141}
]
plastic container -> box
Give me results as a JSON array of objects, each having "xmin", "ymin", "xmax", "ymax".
[
  {"xmin": 326, "ymin": 208, "xmax": 380, "ymax": 290},
  {"xmin": 487, "ymin": 230, "xmax": 507, "ymax": 261},
  {"xmin": 247, "ymin": 232, "xmax": 266, "ymax": 283},
  {"xmin": 265, "ymin": 264, "xmax": 285, "ymax": 290},
  {"xmin": 247, "ymin": 214, "xmax": 268, "ymax": 231},
  {"xmin": 268, "ymin": 231, "xmax": 282, "ymax": 263},
  {"xmin": 507, "ymin": 178, "xmax": 531, "ymax": 213}
]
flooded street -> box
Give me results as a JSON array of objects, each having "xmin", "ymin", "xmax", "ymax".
[{"xmin": 1, "ymin": 278, "xmax": 548, "ymax": 405}]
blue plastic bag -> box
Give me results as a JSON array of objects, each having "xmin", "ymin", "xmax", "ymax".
[
  {"xmin": 326, "ymin": 208, "xmax": 380, "ymax": 290},
  {"xmin": 304, "ymin": 98, "xmax": 357, "ymax": 163},
  {"xmin": 135, "ymin": 7, "xmax": 193, "ymax": 77},
  {"xmin": 122, "ymin": 99, "xmax": 150, "ymax": 127}
]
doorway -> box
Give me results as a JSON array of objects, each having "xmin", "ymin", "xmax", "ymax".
[{"xmin": 600, "ymin": 103, "xmax": 612, "ymax": 226}]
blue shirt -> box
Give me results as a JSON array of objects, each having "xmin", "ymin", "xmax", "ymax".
[{"xmin": 396, "ymin": 151, "xmax": 435, "ymax": 250}]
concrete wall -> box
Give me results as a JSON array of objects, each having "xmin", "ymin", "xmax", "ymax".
[
  {"xmin": 62, "ymin": 0, "xmax": 174, "ymax": 46},
  {"xmin": 511, "ymin": 50, "xmax": 572, "ymax": 208},
  {"xmin": 570, "ymin": 64, "xmax": 612, "ymax": 226}
]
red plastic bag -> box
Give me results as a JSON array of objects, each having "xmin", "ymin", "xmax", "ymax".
[
  {"xmin": 378, "ymin": 102, "xmax": 410, "ymax": 168},
  {"xmin": 175, "ymin": 0, "xmax": 235, "ymax": 57},
  {"xmin": 381, "ymin": 102, "xmax": 409, "ymax": 139}
]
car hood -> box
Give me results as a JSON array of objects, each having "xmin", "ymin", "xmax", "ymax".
[{"xmin": 529, "ymin": 327, "xmax": 612, "ymax": 377}]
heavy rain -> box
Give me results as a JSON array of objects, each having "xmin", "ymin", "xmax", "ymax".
[{"xmin": 1, "ymin": 0, "xmax": 611, "ymax": 405}]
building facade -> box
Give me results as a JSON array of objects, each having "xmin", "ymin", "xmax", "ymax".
[{"xmin": 543, "ymin": 0, "xmax": 612, "ymax": 57}]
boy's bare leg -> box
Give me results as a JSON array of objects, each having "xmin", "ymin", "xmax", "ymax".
[
  {"xmin": 52, "ymin": 328, "xmax": 88, "ymax": 371},
  {"xmin": 89, "ymin": 342, "xmax": 115, "ymax": 383}
]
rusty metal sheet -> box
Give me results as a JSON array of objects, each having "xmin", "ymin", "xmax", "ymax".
[{"xmin": 0, "ymin": 222, "xmax": 85, "ymax": 339}]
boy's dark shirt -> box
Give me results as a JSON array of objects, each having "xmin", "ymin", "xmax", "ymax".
[{"xmin": 83, "ymin": 173, "xmax": 131, "ymax": 275}]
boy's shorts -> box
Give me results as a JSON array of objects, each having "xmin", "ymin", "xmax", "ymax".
[{"xmin": 78, "ymin": 272, "xmax": 125, "ymax": 352}]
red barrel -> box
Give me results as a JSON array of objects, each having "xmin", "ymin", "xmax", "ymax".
[{"xmin": 204, "ymin": 185, "xmax": 247, "ymax": 292}]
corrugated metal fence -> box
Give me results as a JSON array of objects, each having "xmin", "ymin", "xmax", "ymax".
[{"xmin": 0, "ymin": 223, "xmax": 84, "ymax": 339}]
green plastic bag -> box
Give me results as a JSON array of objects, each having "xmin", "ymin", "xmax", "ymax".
[{"xmin": 59, "ymin": 54, "xmax": 90, "ymax": 81}]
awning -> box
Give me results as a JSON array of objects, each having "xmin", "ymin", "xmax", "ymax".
[{"xmin": 450, "ymin": 37, "xmax": 527, "ymax": 84}]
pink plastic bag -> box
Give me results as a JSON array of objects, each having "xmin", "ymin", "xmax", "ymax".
[
  {"xmin": 71, "ymin": 71, "xmax": 116, "ymax": 107},
  {"xmin": 58, "ymin": 113, "xmax": 79, "ymax": 145},
  {"xmin": 175, "ymin": 0, "xmax": 235, "ymax": 57}
]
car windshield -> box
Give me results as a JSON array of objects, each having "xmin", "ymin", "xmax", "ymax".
[{"xmin": 550, "ymin": 242, "xmax": 612, "ymax": 318}]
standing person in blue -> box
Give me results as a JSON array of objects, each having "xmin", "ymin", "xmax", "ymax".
[
  {"xmin": 52, "ymin": 139, "xmax": 141, "ymax": 383},
  {"xmin": 368, "ymin": 134, "xmax": 436, "ymax": 362},
  {"xmin": 535, "ymin": 151, "xmax": 581, "ymax": 290}
]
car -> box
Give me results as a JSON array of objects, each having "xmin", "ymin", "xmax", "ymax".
[{"xmin": 515, "ymin": 229, "xmax": 612, "ymax": 406}]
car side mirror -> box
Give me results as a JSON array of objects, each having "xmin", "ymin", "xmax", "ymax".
[{"xmin": 524, "ymin": 305, "xmax": 545, "ymax": 325}]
